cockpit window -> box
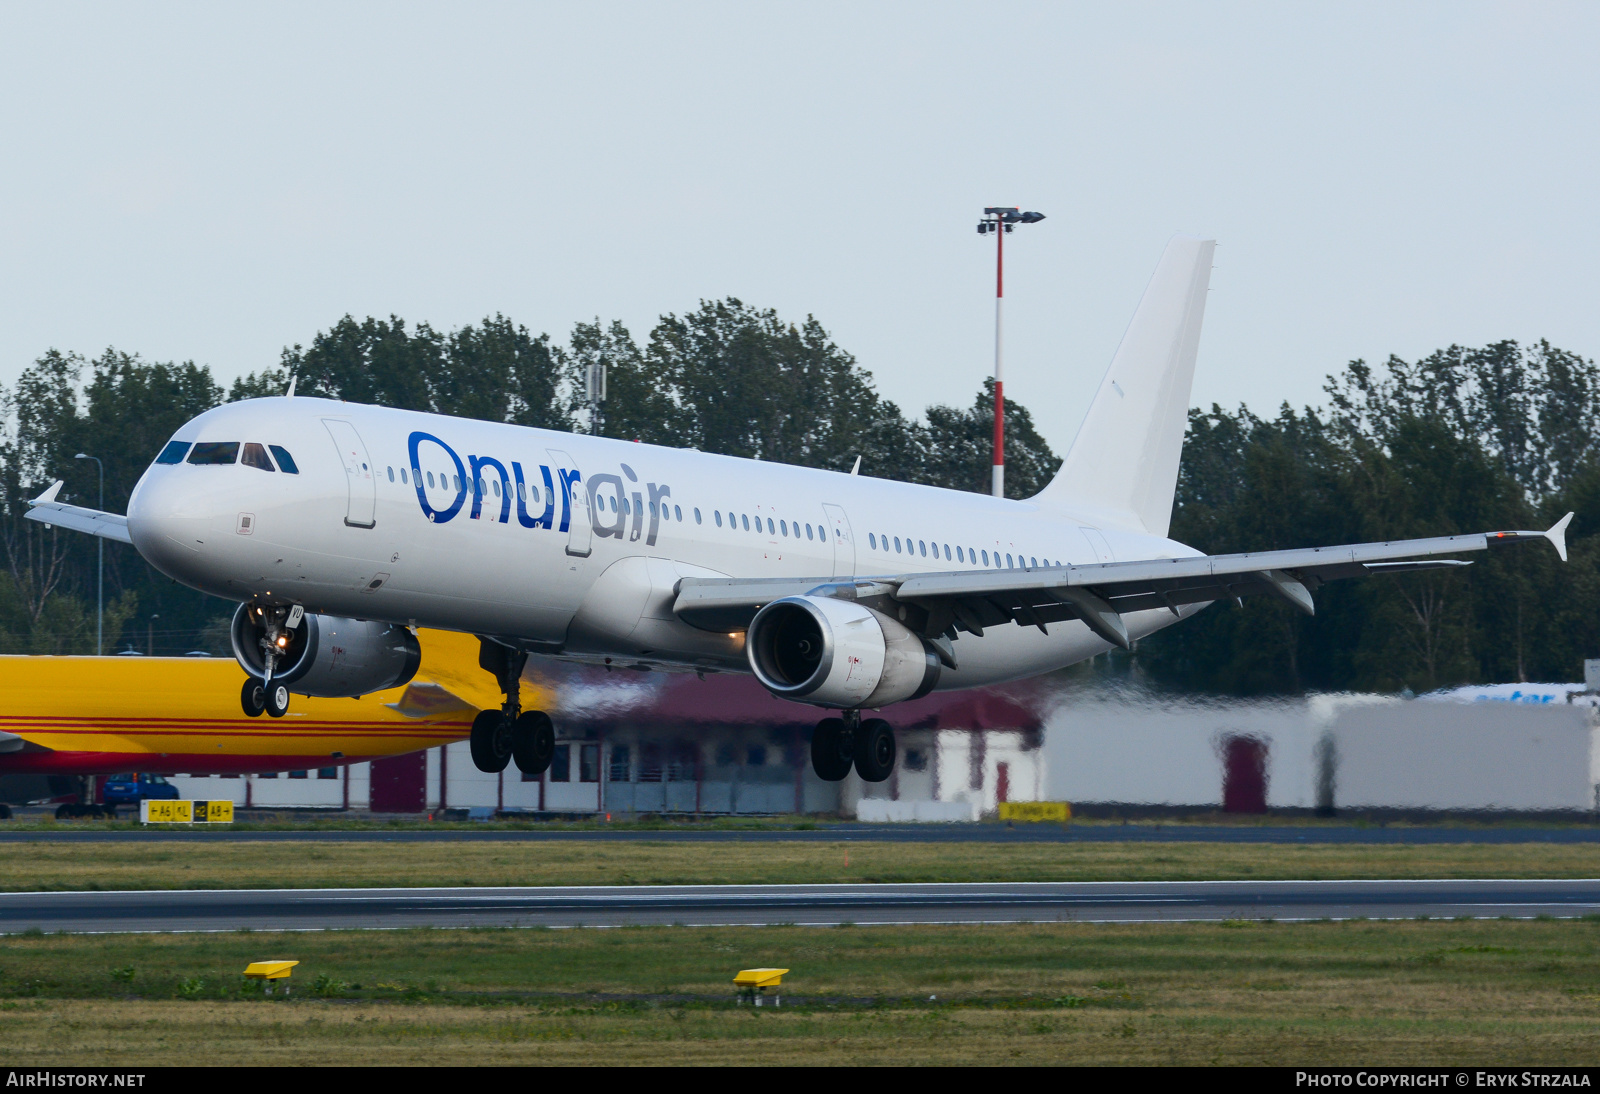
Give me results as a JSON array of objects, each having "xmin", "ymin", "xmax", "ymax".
[
  {"xmin": 154, "ymin": 440, "xmax": 191, "ymax": 465},
  {"xmin": 240, "ymin": 443, "xmax": 275, "ymax": 472},
  {"xmin": 268, "ymin": 445, "xmax": 299, "ymax": 474},
  {"xmin": 187, "ymin": 441, "xmax": 239, "ymax": 465}
]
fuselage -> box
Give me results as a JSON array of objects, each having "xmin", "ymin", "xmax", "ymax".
[
  {"xmin": 127, "ymin": 397, "xmax": 1204, "ymax": 696},
  {"xmin": 0, "ymin": 627, "xmax": 499, "ymax": 776}
]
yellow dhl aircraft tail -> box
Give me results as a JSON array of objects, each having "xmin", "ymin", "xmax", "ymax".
[{"xmin": 0, "ymin": 629, "xmax": 527, "ymax": 776}]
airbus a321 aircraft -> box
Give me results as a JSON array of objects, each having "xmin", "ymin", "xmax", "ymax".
[{"xmin": 29, "ymin": 236, "xmax": 1572, "ymax": 785}]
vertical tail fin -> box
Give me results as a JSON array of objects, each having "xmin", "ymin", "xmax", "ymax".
[{"xmin": 1032, "ymin": 234, "xmax": 1215, "ymax": 537}]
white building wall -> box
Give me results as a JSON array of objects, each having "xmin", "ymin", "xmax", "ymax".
[
  {"xmin": 1039, "ymin": 694, "xmax": 1314, "ymax": 808},
  {"xmin": 1329, "ymin": 697, "xmax": 1594, "ymax": 811}
]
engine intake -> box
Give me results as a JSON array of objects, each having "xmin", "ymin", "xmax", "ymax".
[
  {"xmin": 230, "ymin": 603, "xmax": 421, "ymax": 698},
  {"xmin": 746, "ymin": 595, "xmax": 939, "ymax": 708}
]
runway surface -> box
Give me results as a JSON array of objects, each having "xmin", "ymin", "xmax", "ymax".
[
  {"xmin": 4, "ymin": 823, "xmax": 1599, "ymax": 844},
  {"xmin": 4, "ymin": 879, "xmax": 1597, "ymax": 932}
]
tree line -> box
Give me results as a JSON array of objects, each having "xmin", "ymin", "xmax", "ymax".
[{"xmin": 3, "ymin": 302, "xmax": 1595, "ymax": 695}]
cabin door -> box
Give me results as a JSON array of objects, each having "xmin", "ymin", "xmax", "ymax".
[{"xmin": 323, "ymin": 419, "xmax": 377, "ymax": 528}]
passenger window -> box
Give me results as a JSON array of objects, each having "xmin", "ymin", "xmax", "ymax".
[
  {"xmin": 944, "ymin": 544, "xmax": 952, "ymax": 561},
  {"xmin": 492, "ymin": 480, "xmax": 501, "ymax": 497},
  {"xmin": 766, "ymin": 517, "xmax": 774, "ymax": 534},
  {"xmin": 714, "ymin": 511, "xmax": 722, "ymax": 527},
  {"xmin": 241, "ymin": 443, "xmax": 275, "ymax": 472},
  {"xmin": 427, "ymin": 472, "xmax": 435, "ymax": 488},
  {"xmin": 741, "ymin": 515, "xmax": 750, "ymax": 531},
  {"xmin": 268, "ymin": 445, "xmax": 299, "ymax": 474},
  {"xmin": 806, "ymin": 524, "xmax": 813, "ymax": 541},
  {"xmin": 187, "ymin": 441, "xmax": 239, "ymax": 465},
  {"xmin": 453, "ymin": 475, "xmax": 461, "ymax": 491},
  {"xmin": 956, "ymin": 546, "xmax": 964, "ymax": 562},
  {"xmin": 780, "ymin": 520, "xmax": 788, "ymax": 537},
  {"xmin": 894, "ymin": 537, "xmax": 901, "ymax": 553},
  {"xmin": 1031, "ymin": 556, "xmax": 1038, "ymax": 568},
  {"xmin": 1006, "ymin": 554, "xmax": 1014, "ymax": 567},
  {"xmin": 675, "ymin": 505, "xmax": 683, "ymax": 521},
  {"xmin": 918, "ymin": 540, "xmax": 927, "ymax": 557},
  {"xmin": 155, "ymin": 440, "xmax": 190, "ymax": 465},
  {"xmin": 387, "ymin": 467, "xmax": 395, "ymax": 482},
  {"xmin": 867, "ymin": 533, "xmax": 875, "ymax": 549},
  {"xmin": 982, "ymin": 550, "xmax": 990, "ymax": 566},
  {"xmin": 695, "ymin": 508, "xmax": 703, "ymax": 524}
]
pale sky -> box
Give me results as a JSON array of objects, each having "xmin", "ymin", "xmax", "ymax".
[{"xmin": 2, "ymin": 1, "xmax": 1596, "ymax": 454}]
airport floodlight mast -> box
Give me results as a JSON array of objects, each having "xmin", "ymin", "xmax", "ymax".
[
  {"xmin": 74, "ymin": 453, "xmax": 103, "ymax": 655},
  {"xmin": 587, "ymin": 357, "xmax": 607, "ymax": 436},
  {"xmin": 976, "ymin": 206, "xmax": 1045, "ymax": 497}
]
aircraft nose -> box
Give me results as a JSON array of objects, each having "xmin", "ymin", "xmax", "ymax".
[{"xmin": 126, "ymin": 471, "xmax": 222, "ymax": 581}]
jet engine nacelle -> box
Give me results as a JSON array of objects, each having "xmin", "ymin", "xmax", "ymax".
[
  {"xmin": 230, "ymin": 603, "xmax": 421, "ymax": 698},
  {"xmin": 746, "ymin": 595, "xmax": 940, "ymax": 709}
]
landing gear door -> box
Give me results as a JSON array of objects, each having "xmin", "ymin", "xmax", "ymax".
[
  {"xmin": 548, "ymin": 449, "xmax": 591, "ymax": 558},
  {"xmin": 323, "ymin": 419, "xmax": 377, "ymax": 529},
  {"xmin": 821, "ymin": 503, "xmax": 854, "ymax": 578}
]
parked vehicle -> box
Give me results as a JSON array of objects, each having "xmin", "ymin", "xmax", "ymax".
[{"xmin": 58, "ymin": 773, "xmax": 183, "ymax": 818}]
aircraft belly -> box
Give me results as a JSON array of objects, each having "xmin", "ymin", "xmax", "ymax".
[{"xmin": 568, "ymin": 555, "xmax": 745, "ymax": 667}]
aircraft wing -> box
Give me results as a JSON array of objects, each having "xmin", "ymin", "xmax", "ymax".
[
  {"xmin": 674, "ymin": 514, "xmax": 1573, "ymax": 649},
  {"xmin": 23, "ymin": 481, "xmax": 132, "ymax": 545}
]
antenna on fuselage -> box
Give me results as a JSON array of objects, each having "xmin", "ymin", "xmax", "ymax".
[
  {"xmin": 285, "ymin": 374, "xmax": 297, "ymax": 398},
  {"xmin": 849, "ymin": 456, "xmax": 861, "ymax": 476}
]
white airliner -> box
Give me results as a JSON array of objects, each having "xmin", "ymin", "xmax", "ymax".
[{"xmin": 28, "ymin": 236, "xmax": 1572, "ymax": 783}]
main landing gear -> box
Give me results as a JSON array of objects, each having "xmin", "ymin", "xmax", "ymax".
[
  {"xmin": 469, "ymin": 640, "xmax": 556, "ymax": 776},
  {"xmin": 811, "ymin": 710, "xmax": 896, "ymax": 783}
]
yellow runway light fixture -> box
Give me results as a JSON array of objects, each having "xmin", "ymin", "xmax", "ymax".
[
  {"xmin": 243, "ymin": 960, "xmax": 299, "ymax": 995},
  {"xmin": 733, "ymin": 967, "xmax": 788, "ymax": 1007}
]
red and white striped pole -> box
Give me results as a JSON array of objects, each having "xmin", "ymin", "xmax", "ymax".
[
  {"xmin": 978, "ymin": 207, "xmax": 1043, "ymax": 499},
  {"xmin": 992, "ymin": 218, "xmax": 1006, "ymax": 498}
]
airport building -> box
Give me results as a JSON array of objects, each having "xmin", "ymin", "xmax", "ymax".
[{"xmin": 155, "ymin": 669, "xmax": 1600, "ymax": 820}]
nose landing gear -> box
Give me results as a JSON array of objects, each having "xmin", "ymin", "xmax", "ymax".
[
  {"xmin": 469, "ymin": 640, "xmax": 557, "ymax": 776},
  {"xmin": 238, "ymin": 604, "xmax": 302, "ymax": 718},
  {"xmin": 811, "ymin": 711, "xmax": 897, "ymax": 783}
]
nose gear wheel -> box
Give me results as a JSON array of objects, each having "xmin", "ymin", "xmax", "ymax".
[
  {"xmin": 240, "ymin": 678, "xmax": 266, "ymax": 718},
  {"xmin": 264, "ymin": 680, "xmax": 290, "ymax": 719}
]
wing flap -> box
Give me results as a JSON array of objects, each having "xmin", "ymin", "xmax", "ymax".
[{"xmin": 673, "ymin": 517, "xmax": 1570, "ymax": 640}]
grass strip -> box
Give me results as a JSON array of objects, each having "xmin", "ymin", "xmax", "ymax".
[
  {"xmin": 0, "ymin": 839, "xmax": 1596, "ymax": 891},
  {"xmin": 1, "ymin": 919, "xmax": 1598, "ymax": 1064}
]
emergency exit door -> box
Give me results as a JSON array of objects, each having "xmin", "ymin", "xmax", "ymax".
[{"xmin": 821, "ymin": 503, "xmax": 855, "ymax": 578}]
